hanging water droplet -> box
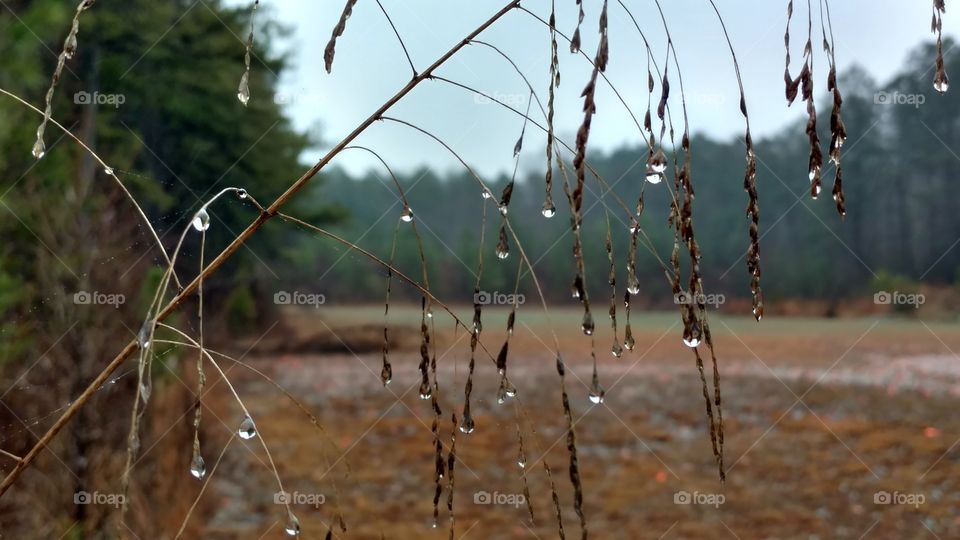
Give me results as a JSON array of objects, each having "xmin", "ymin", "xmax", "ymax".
[
  {"xmin": 137, "ymin": 319, "xmax": 153, "ymax": 349},
  {"xmin": 495, "ymin": 241, "xmax": 509, "ymax": 260},
  {"xmin": 588, "ymin": 383, "xmax": 605, "ymax": 404},
  {"xmin": 380, "ymin": 364, "xmax": 392, "ymax": 386},
  {"xmin": 426, "ymin": 308, "xmax": 434, "ymax": 319},
  {"xmin": 645, "ymin": 171, "xmax": 662, "ymax": 184},
  {"xmin": 505, "ymin": 381, "xmax": 517, "ymax": 397},
  {"xmin": 459, "ymin": 414, "xmax": 475, "ymax": 434},
  {"xmin": 481, "ymin": 190, "xmax": 492, "ymax": 199},
  {"xmin": 284, "ymin": 512, "xmax": 301, "ymax": 537},
  {"xmin": 682, "ymin": 322, "xmax": 702, "ymax": 348},
  {"xmin": 498, "ymin": 203, "xmax": 509, "ymax": 216},
  {"xmin": 811, "ymin": 183, "xmax": 822, "ymax": 199},
  {"xmin": 611, "ymin": 341, "xmax": 623, "ymax": 358},
  {"xmin": 236, "ymin": 188, "xmax": 248, "ymax": 199},
  {"xmin": 581, "ymin": 311, "xmax": 595, "ymax": 335},
  {"xmin": 542, "ymin": 201, "xmax": 556, "ymax": 218},
  {"xmin": 238, "ymin": 415, "xmax": 257, "ymax": 439},
  {"xmin": 624, "ymin": 331, "xmax": 635, "ymax": 351},
  {"xmin": 139, "ymin": 381, "xmax": 151, "ymax": 403},
  {"xmin": 192, "ymin": 208, "xmax": 210, "ymax": 232},
  {"xmin": 497, "ymin": 383, "xmax": 507, "ymax": 404},
  {"xmin": 649, "ymin": 149, "xmax": 668, "ymax": 173},
  {"xmin": 419, "ymin": 382, "xmax": 432, "ymax": 400},
  {"xmin": 103, "ymin": 166, "xmax": 114, "ymax": 176},
  {"xmin": 400, "ymin": 206, "xmax": 414, "ymax": 223},
  {"xmin": 190, "ymin": 451, "xmax": 206, "ymax": 479},
  {"xmin": 237, "ymin": 71, "xmax": 251, "ymax": 106},
  {"xmin": 517, "ymin": 458, "xmax": 527, "ymax": 469},
  {"xmin": 934, "ymin": 75, "xmax": 950, "ymax": 94},
  {"xmin": 31, "ymin": 138, "xmax": 46, "ymax": 160},
  {"xmin": 626, "ymin": 273, "xmax": 640, "ymax": 295}
]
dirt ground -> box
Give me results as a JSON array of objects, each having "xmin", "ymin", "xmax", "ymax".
[{"xmin": 193, "ymin": 306, "xmax": 960, "ymax": 539}]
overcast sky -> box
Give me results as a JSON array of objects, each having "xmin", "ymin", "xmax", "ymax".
[{"xmin": 228, "ymin": 1, "xmax": 958, "ymax": 177}]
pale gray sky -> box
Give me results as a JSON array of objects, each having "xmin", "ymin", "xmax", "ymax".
[{"xmin": 231, "ymin": 1, "xmax": 957, "ymax": 177}]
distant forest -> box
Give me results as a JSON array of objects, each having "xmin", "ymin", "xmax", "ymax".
[{"xmin": 294, "ymin": 41, "xmax": 959, "ymax": 310}]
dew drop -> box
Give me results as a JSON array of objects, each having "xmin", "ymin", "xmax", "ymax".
[
  {"xmin": 236, "ymin": 188, "xmax": 248, "ymax": 199},
  {"xmin": 139, "ymin": 382, "xmax": 151, "ymax": 403},
  {"xmin": 498, "ymin": 204, "xmax": 509, "ymax": 216},
  {"xmin": 103, "ymin": 166, "xmax": 114, "ymax": 176},
  {"xmin": 611, "ymin": 341, "xmax": 623, "ymax": 358},
  {"xmin": 624, "ymin": 332, "xmax": 636, "ymax": 351},
  {"xmin": 31, "ymin": 138, "xmax": 46, "ymax": 160},
  {"xmin": 505, "ymin": 382, "xmax": 517, "ymax": 397},
  {"xmin": 400, "ymin": 206, "xmax": 414, "ymax": 223},
  {"xmin": 481, "ymin": 190, "xmax": 492, "ymax": 200},
  {"xmin": 380, "ymin": 364, "xmax": 392, "ymax": 386},
  {"xmin": 238, "ymin": 415, "xmax": 257, "ymax": 439},
  {"xmin": 581, "ymin": 312, "xmax": 595, "ymax": 336},
  {"xmin": 588, "ymin": 383, "xmax": 605, "ymax": 404},
  {"xmin": 495, "ymin": 241, "xmax": 509, "ymax": 260},
  {"xmin": 645, "ymin": 171, "xmax": 662, "ymax": 185},
  {"xmin": 626, "ymin": 274, "xmax": 640, "ymax": 295},
  {"xmin": 682, "ymin": 322, "xmax": 702, "ymax": 348},
  {"xmin": 192, "ymin": 208, "xmax": 210, "ymax": 232},
  {"xmin": 419, "ymin": 382, "xmax": 432, "ymax": 400},
  {"xmin": 137, "ymin": 319, "xmax": 153, "ymax": 349},
  {"xmin": 541, "ymin": 201, "xmax": 556, "ymax": 218},
  {"xmin": 517, "ymin": 458, "xmax": 527, "ymax": 469},
  {"xmin": 935, "ymin": 76, "xmax": 950, "ymax": 94},
  {"xmin": 237, "ymin": 71, "xmax": 250, "ymax": 106},
  {"xmin": 649, "ymin": 150, "xmax": 668, "ymax": 173},
  {"xmin": 284, "ymin": 512, "xmax": 301, "ymax": 537},
  {"xmin": 459, "ymin": 414, "xmax": 475, "ymax": 434},
  {"xmin": 190, "ymin": 451, "xmax": 206, "ymax": 480}
]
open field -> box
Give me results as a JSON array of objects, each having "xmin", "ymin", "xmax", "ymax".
[{"xmin": 183, "ymin": 306, "xmax": 960, "ymax": 539}]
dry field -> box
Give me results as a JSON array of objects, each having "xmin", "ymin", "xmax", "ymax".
[{"xmin": 190, "ymin": 306, "xmax": 960, "ymax": 539}]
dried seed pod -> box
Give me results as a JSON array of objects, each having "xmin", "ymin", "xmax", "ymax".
[{"xmin": 324, "ymin": 0, "xmax": 359, "ymax": 73}]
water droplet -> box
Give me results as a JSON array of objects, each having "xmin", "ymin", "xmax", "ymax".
[
  {"xmin": 481, "ymin": 190, "xmax": 492, "ymax": 199},
  {"xmin": 103, "ymin": 166, "xmax": 114, "ymax": 176},
  {"xmin": 31, "ymin": 138, "xmax": 45, "ymax": 160},
  {"xmin": 237, "ymin": 71, "xmax": 250, "ymax": 106},
  {"xmin": 649, "ymin": 149, "xmax": 667, "ymax": 173},
  {"xmin": 626, "ymin": 273, "xmax": 640, "ymax": 295},
  {"xmin": 505, "ymin": 382, "xmax": 517, "ymax": 397},
  {"xmin": 380, "ymin": 364, "xmax": 392, "ymax": 386},
  {"xmin": 811, "ymin": 183, "xmax": 822, "ymax": 199},
  {"xmin": 611, "ymin": 341, "xmax": 623, "ymax": 358},
  {"xmin": 190, "ymin": 451, "xmax": 206, "ymax": 479},
  {"xmin": 624, "ymin": 331, "xmax": 635, "ymax": 351},
  {"xmin": 581, "ymin": 312, "xmax": 595, "ymax": 335},
  {"xmin": 400, "ymin": 206, "xmax": 414, "ymax": 223},
  {"xmin": 498, "ymin": 204, "xmax": 509, "ymax": 216},
  {"xmin": 588, "ymin": 383, "xmax": 605, "ymax": 404},
  {"xmin": 459, "ymin": 414, "xmax": 475, "ymax": 434},
  {"xmin": 426, "ymin": 308, "xmax": 434, "ymax": 319},
  {"xmin": 192, "ymin": 208, "xmax": 210, "ymax": 232},
  {"xmin": 64, "ymin": 33, "xmax": 78, "ymax": 59},
  {"xmin": 236, "ymin": 188, "xmax": 248, "ymax": 199},
  {"xmin": 935, "ymin": 76, "xmax": 950, "ymax": 94},
  {"xmin": 137, "ymin": 319, "xmax": 153, "ymax": 349},
  {"xmin": 284, "ymin": 512, "xmax": 301, "ymax": 537},
  {"xmin": 542, "ymin": 201, "xmax": 556, "ymax": 218},
  {"xmin": 645, "ymin": 171, "xmax": 662, "ymax": 184},
  {"xmin": 139, "ymin": 382, "xmax": 151, "ymax": 402},
  {"xmin": 682, "ymin": 322, "xmax": 702, "ymax": 348},
  {"xmin": 517, "ymin": 458, "xmax": 527, "ymax": 469},
  {"xmin": 238, "ymin": 415, "xmax": 257, "ymax": 439},
  {"xmin": 419, "ymin": 382, "xmax": 432, "ymax": 400},
  {"xmin": 495, "ymin": 241, "xmax": 509, "ymax": 260}
]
